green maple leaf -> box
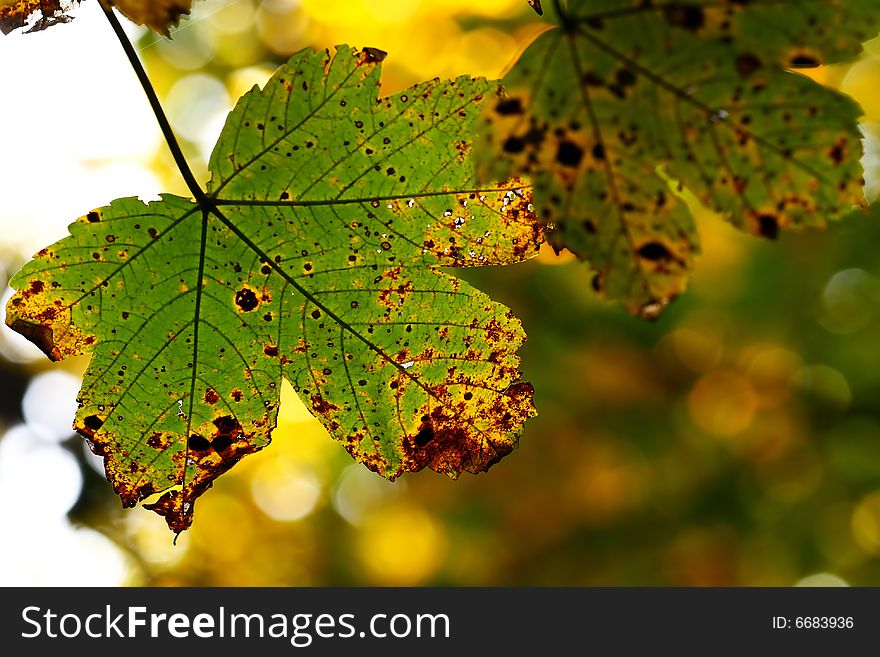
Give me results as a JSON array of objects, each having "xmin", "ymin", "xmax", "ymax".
[
  {"xmin": 482, "ymin": 0, "xmax": 880, "ymax": 318},
  {"xmin": 5, "ymin": 45, "xmax": 542, "ymax": 533}
]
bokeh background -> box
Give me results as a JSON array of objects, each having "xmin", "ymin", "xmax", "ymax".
[{"xmin": 3, "ymin": 0, "xmax": 880, "ymax": 586}]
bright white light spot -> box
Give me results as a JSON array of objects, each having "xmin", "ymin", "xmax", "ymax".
[
  {"xmin": 0, "ymin": 425, "xmax": 82, "ymax": 521},
  {"xmin": 251, "ymin": 461, "xmax": 321, "ymax": 522},
  {"xmin": 0, "ymin": 520, "xmax": 135, "ymax": 586},
  {"xmin": 166, "ymin": 73, "xmax": 232, "ymax": 163},
  {"xmin": 22, "ymin": 371, "xmax": 81, "ymax": 442},
  {"xmin": 795, "ymin": 573, "xmax": 849, "ymax": 587},
  {"xmin": 401, "ymin": 360, "xmax": 414, "ymax": 369},
  {"xmin": 0, "ymin": 1, "xmax": 161, "ymax": 261},
  {"xmin": 332, "ymin": 464, "xmax": 402, "ymax": 526}
]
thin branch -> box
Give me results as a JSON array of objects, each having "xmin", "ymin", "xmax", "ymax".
[{"xmin": 97, "ymin": 0, "xmax": 207, "ymax": 204}]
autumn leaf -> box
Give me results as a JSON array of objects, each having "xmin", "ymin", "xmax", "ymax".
[
  {"xmin": 0, "ymin": 0, "xmax": 72, "ymax": 34},
  {"xmin": 0, "ymin": 0, "xmax": 193, "ymax": 35},
  {"xmin": 485, "ymin": 0, "xmax": 880, "ymax": 318},
  {"xmin": 112, "ymin": 0, "xmax": 192, "ymax": 35},
  {"xmin": 5, "ymin": 45, "xmax": 542, "ymax": 533}
]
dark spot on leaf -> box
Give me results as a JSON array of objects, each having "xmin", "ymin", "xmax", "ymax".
[
  {"xmin": 414, "ymin": 426, "xmax": 434, "ymax": 447},
  {"xmin": 188, "ymin": 434, "xmax": 211, "ymax": 451},
  {"xmin": 209, "ymin": 415, "xmax": 241, "ymax": 453},
  {"xmin": 582, "ymin": 71, "xmax": 603, "ymax": 86},
  {"xmin": 235, "ymin": 288, "xmax": 258, "ymax": 311},
  {"xmin": 311, "ymin": 394, "xmax": 338, "ymax": 415},
  {"xmin": 735, "ymin": 53, "xmax": 762, "ymax": 77},
  {"xmin": 556, "ymin": 141, "xmax": 584, "ymax": 167},
  {"xmin": 790, "ymin": 53, "xmax": 821, "ymax": 68},
  {"xmin": 86, "ymin": 211, "xmax": 100, "ymax": 223},
  {"xmin": 503, "ymin": 136, "xmax": 526, "ymax": 154},
  {"xmin": 362, "ymin": 47, "xmax": 387, "ymax": 63},
  {"xmin": 84, "ymin": 415, "xmax": 104, "ymax": 431},
  {"xmin": 204, "ymin": 389, "xmax": 220, "ymax": 404},
  {"xmin": 212, "ymin": 434, "xmax": 233, "ymax": 452},
  {"xmin": 495, "ymin": 98, "xmax": 524, "ymax": 115},
  {"xmin": 615, "ymin": 68, "xmax": 636, "ymax": 87},
  {"xmin": 663, "ymin": 4, "xmax": 704, "ymax": 30},
  {"xmin": 757, "ymin": 214, "xmax": 779, "ymax": 240},
  {"xmin": 637, "ymin": 242, "xmax": 673, "ymax": 261},
  {"xmin": 264, "ymin": 344, "xmax": 279, "ymax": 357}
]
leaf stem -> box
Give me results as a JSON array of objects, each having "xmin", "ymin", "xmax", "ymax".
[{"xmin": 97, "ymin": 0, "xmax": 207, "ymax": 204}]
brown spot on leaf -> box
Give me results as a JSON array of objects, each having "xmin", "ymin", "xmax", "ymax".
[
  {"xmin": 637, "ymin": 242, "xmax": 673, "ymax": 262},
  {"xmin": 83, "ymin": 414, "xmax": 104, "ymax": 432},
  {"xmin": 9, "ymin": 319, "xmax": 60, "ymax": 361},
  {"xmin": 204, "ymin": 389, "xmax": 220, "ymax": 405},
  {"xmin": 392, "ymin": 377, "xmax": 536, "ymax": 479},
  {"xmin": 756, "ymin": 213, "xmax": 780, "ymax": 240},
  {"xmin": 495, "ymin": 98, "xmax": 525, "ymax": 115},
  {"xmin": 663, "ymin": 4, "xmax": 704, "ymax": 30},
  {"xmin": 503, "ymin": 136, "xmax": 526, "ymax": 154},
  {"xmin": 311, "ymin": 394, "xmax": 339, "ymax": 415},
  {"xmin": 188, "ymin": 434, "xmax": 211, "ymax": 451},
  {"xmin": 210, "ymin": 415, "xmax": 242, "ymax": 453},
  {"xmin": 735, "ymin": 53, "xmax": 762, "ymax": 77},
  {"xmin": 789, "ymin": 52, "xmax": 821, "ymax": 68},
  {"xmin": 147, "ymin": 433, "xmax": 170, "ymax": 450},
  {"xmin": 145, "ymin": 410, "xmax": 259, "ymax": 533},
  {"xmin": 234, "ymin": 288, "xmax": 259, "ymax": 312},
  {"xmin": 556, "ymin": 141, "xmax": 584, "ymax": 167},
  {"xmin": 829, "ymin": 140, "xmax": 846, "ymax": 166},
  {"xmin": 359, "ymin": 46, "xmax": 387, "ymax": 64}
]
